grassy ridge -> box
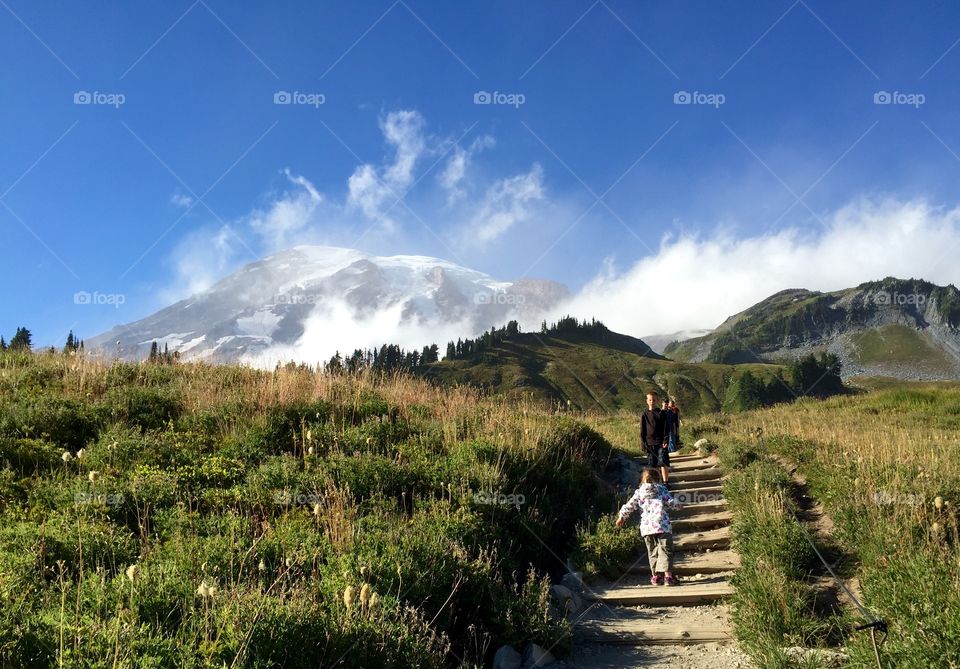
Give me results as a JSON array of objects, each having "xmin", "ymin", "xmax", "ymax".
[
  {"xmin": 692, "ymin": 385, "xmax": 960, "ymax": 668},
  {"xmin": 423, "ymin": 330, "xmax": 788, "ymax": 416},
  {"xmin": 0, "ymin": 350, "xmax": 619, "ymax": 668}
]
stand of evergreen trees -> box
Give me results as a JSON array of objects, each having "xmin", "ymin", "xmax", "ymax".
[
  {"xmin": 324, "ymin": 343, "xmax": 439, "ymax": 375},
  {"xmin": 444, "ymin": 320, "xmax": 521, "ymax": 361},
  {"xmin": 727, "ymin": 352, "xmax": 844, "ymax": 411},
  {"xmin": 0, "ymin": 327, "xmax": 84, "ymax": 354},
  {"xmin": 148, "ymin": 341, "xmax": 180, "ymax": 364}
]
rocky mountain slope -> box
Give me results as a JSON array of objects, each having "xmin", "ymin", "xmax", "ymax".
[{"xmin": 664, "ymin": 278, "xmax": 960, "ymax": 379}]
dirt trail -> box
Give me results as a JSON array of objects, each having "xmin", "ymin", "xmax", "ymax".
[{"xmin": 570, "ymin": 453, "xmax": 755, "ymax": 668}]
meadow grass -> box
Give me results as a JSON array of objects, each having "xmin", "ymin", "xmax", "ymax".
[
  {"xmin": 691, "ymin": 384, "xmax": 960, "ymax": 668},
  {"xmin": 0, "ymin": 350, "xmax": 618, "ymax": 667}
]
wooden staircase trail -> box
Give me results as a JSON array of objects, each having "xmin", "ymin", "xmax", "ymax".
[{"xmin": 570, "ymin": 453, "xmax": 753, "ymax": 668}]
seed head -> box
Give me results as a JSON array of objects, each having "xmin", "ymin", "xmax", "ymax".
[
  {"xmin": 359, "ymin": 583, "xmax": 372, "ymax": 608},
  {"xmin": 343, "ymin": 585, "xmax": 356, "ymax": 610}
]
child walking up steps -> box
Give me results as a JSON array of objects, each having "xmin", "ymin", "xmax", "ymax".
[{"xmin": 615, "ymin": 468, "xmax": 682, "ymax": 585}]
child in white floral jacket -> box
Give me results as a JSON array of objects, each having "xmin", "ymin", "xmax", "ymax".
[{"xmin": 615, "ymin": 468, "xmax": 681, "ymax": 585}]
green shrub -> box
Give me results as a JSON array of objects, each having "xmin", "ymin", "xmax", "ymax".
[
  {"xmin": 0, "ymin": 395, "xmax": 99, "ymax": 450},
  {"xmin": 0, "ymin": 437, "xmax": 61, "ymax": 474},
  {"xmin": 102, "ymin": 386, "xmax": 183, "ymax": 432}
]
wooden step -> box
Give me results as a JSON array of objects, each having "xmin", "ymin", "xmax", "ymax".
[
  {"xmin": 672, "ymin": 486, "xmax": 724, "ymax": 504},
  {"xmin": 668, "ymin": 459, "xmax": 717, "ymax": 471},
  {"xmin": 627, "ymin": 549, "xmax": 740, "ymax": 575},
  {"xmin": 669, "ymin": 467, "xmax": 722, "ymax": 482},
  {"xmin": 669, "ymin": 477, "xmax": 722, "ymax": 491},
  {"xmin": 576, "ymin": 619, "xmax": 733, "ymax": 645},
  {"xmin": 585, "ymin": 580, "xmax": 734, "ymax": 606},
  {"xmin": 673, "ymin": 510, "xmax": 733, "ymax": 531},
  {"xmin": 674, "ymin": 525, "xmax": 731, "ymax": 551},
  {"xmin": 673, "ymin": 499, "xmax": 728, "ymax": 517},
  {"xmin": 668, "ymin": 454, "xmax": 705, "ymax": 463}
]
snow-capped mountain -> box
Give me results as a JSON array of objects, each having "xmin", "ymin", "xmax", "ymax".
[{"xmin": 87, "ymin": 246, "xmax": 569, "ymax": 364}]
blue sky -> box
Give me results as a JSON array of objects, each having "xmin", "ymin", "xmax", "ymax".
[{"xmin": 5, "ymin": 0, "xmax": 960, "ymax": 346}]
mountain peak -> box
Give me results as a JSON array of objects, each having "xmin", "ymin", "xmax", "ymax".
[{"xmin": 88, "ymin": 246, "xmax": 568, "ymax": 364}]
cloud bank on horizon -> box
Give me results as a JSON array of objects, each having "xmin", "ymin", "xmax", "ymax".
[{"xmin": 554, "ymin": 197, "xmax": 960, "ymax": 338}]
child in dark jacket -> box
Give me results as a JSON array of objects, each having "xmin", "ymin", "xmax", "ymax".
[{"xmin": 615, "ymin": 468, "xmax": 681, "ymax": 585}]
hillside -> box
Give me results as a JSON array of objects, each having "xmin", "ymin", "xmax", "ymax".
[
  {"xmin": 665, "ymin": 277, "xmax": 960, "ymax": 379},
  {"xmin": 420, "ymin": 325, "xmax": 789, "ymax": 416}
]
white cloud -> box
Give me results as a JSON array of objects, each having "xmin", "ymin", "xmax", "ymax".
[
  {"xmin": 347, "ymin": 110, "xmax": 426, "ymax": 230},
  {"xmin": 552, "ymin": 197, "xmax": 960, "ymax": 337},
  {"xmin": 248, "ymin": 169, "xmax": 322, "ymax": 250},
  {"xmin": 438, "ymin": 135, "xmax": 495, "ymax": 204},
  {"xmin": 467, "ymin": 163, "xmax": 545, "ymax": 246},
  {"xmin": 162, "ymin": 224, "xmax": 243, "ymax": 302},
  {"xmin": 170, "ymin": 192, "xmax": 194, "ymax": 208},
  {"xmin": 240, "ymin": 297, "xmax": 476, "ymax": 369}
]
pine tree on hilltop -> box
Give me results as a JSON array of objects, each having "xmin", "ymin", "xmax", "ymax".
[
  {"xmin": 63, "ymin": 330, "xmax": 80, "ymax": 353},
  {"xmin": 0, "ymin": 336, "xmax": 6, "ymax": 351},
  {"xmin": 10, "ymin": 327, "xmax": 32, "ymax": 351},
  {"xmin": 149, "ymin": 341, "xmax": 159, "ymax": 361}
]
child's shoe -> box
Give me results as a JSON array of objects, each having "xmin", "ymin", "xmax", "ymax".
[
  {"xmin": 663, "ymin": 574, "xmax": 679, "ymax": 586},
  {"xmin": 650, "ymin": 574, "xmax": 663, "ymax": 586}
]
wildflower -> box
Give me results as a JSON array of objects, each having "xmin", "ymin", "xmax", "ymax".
[
  {"xmin": 368, "ymin": 591, "xmax": 380, "ymax": 612},
  {"xmin": 343, "ymin": 585, "xmax": 356, "ymax": 610},
  {"xmin": 359, "ymin": 583, "xmax": 372, "ymax": 608},
  {"xmin": 76, "ymin": 448, "xmax": 85, "ymax": 459},
  {"xmin": 313, "ymin": 502, "xmax": 322, "ymax": 517},
  {"xmin": 932, "ymin": 522, "xmax": 943, "ymax": 535},
  {"xmin": 197, "ymin": 581, "xmax": 213, "ymax": 598},
  {"xmin": 306, "ymin": 429, "xmax": 312, "ymax": 442},
  {"xmin": 62, "ymin": 451, "xmax": 73, "ymax": 463},
  {"xmin": 258, "ymin": 559, "xmax": 266, "ymax": 572},
  {"xmin": 935, "ymin": 496, "xmax": 944, "ymax": 510},
  {"xmin": 365, "ymin": 437, "xmax": 372, "ymax": 445},
  {"xmin": 88, "ymin": 470, "xmax": 99, "ymax": 483},
  {"xmin": 359, "ymin": 566, "xmax": 369, "ymax": 579},
  {"xmin": 125, "ymin": 564, "xmax": 139, "ymax": 582},
  {"xmin": 307, "ymin": 446, "xmax": 315, "ymax": 456}
]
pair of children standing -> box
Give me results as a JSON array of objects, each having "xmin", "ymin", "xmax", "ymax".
[{"xmin": 615, "ymin": 469, "xmax": 681, "ymax": 585}]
